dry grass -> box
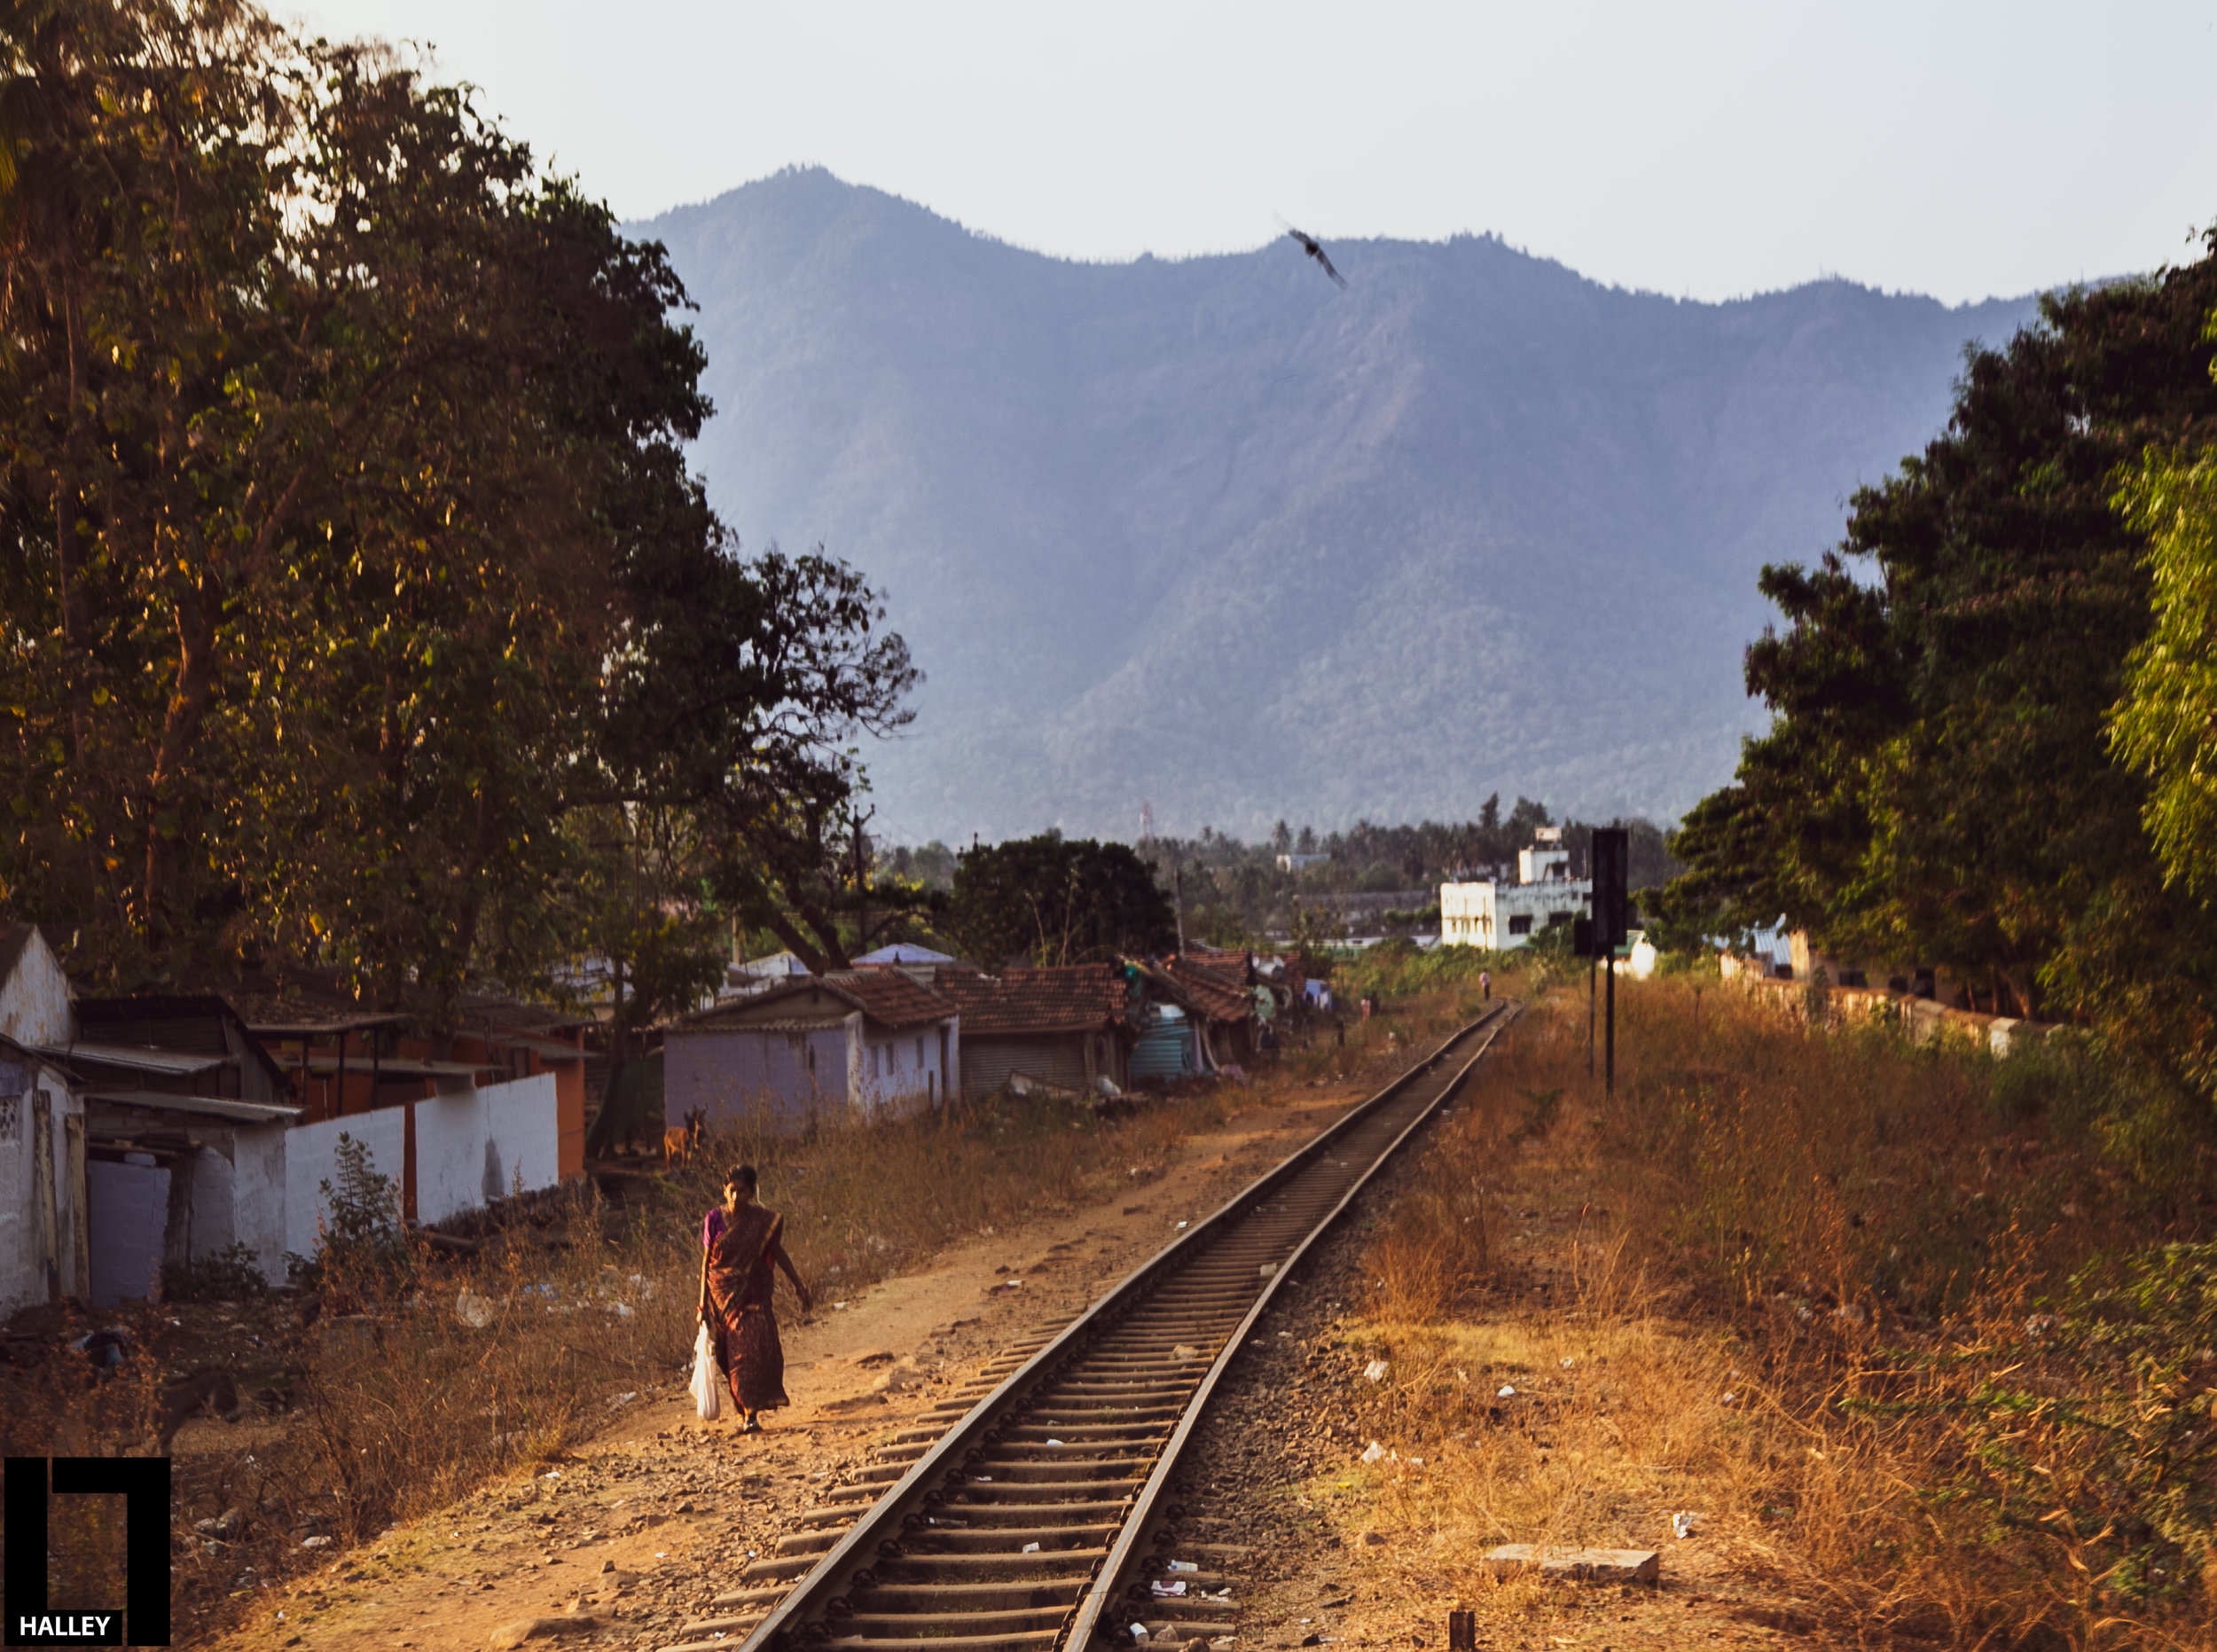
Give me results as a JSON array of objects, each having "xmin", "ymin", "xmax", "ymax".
[
  {"xmin": 662, "ymin": 1085, "xmax": 1215, "ymax": 1297},
  {"xmin": 0, "ymin": 1085, "xmax": 1223, "ymax": 1645},
  {"xmin": 1323, "ymin": 978, "xmax": 2217, "ymax": 1651}
]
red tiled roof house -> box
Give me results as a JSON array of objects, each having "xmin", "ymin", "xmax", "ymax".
[
  {"xmin": 664, "ymin": 971, "xmax": 960, "ymax": 1132},
  {"xmin": 935, "ymin": 963, "xmax": 1134, "ymax": 1099}
]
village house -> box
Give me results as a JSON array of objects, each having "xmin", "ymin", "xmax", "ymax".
[
  {"xmin": 1438, "ymin": 827, "xmax": 1593, "ymax": 949},
  {"xmin": 933, "ymin": 962, "xmax": 1135, "ymax": 1097},
  {"xmin": 663, "ymin": 970, "xmax": 960, "ymax": 1132},
  {"xmin": 61, "ymin": 994, "xmax": 301, "ymax": 1305},
  {"xmin": 1163, "ymin": 951, "xmax": 1263, "ymax": 1067},
  {"xmin": 0, "ymin": 924, "xmax": 88, "ymax": 1318},
  {"xmin": 1, "ymin": 937, "xmax": 584, "ymax": 1312},
  {"xmin": 1106, "ymin": 952, "xmax": 1263, "ymax": 1082}
]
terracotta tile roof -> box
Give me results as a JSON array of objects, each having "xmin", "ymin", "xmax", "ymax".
[
  {"xmin": 826, "ymin": 969, "xmax": 955, "ymax": 1029},
  {"xmin": 683, "ymin": 971, "xmax": 954, "ymax": 1032},
  {"xmin": 1164, "ymin": 955, "xmax": 1257, "ymax": 1025},
  {"xmin": 936, "ymin": 963, "xmax": 1130, "ymax": 1037}
]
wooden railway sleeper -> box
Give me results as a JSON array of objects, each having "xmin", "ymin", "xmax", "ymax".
[
  {"xmin": 741, "ymin": 1006, "xmax": 1512, "ymax": 1652},
  {"xmin": 816, "ymin": 1632, "xmax": 1064, "ymax": 1640},
  {"xmin": 896, "ymin": 1516, "xmax": 1117, "ymax": 1543},
  {"xmin": 846, "ymin": 1578, "xmax": 1097, "ymax": 1611},
  {"xmin": 834, "ymin": 1609, "xmax": 1071, "ymax": 1637},
  {"xmin": 867, "ymin": 1547, "xmax": 1111, "ymax": 1578}
]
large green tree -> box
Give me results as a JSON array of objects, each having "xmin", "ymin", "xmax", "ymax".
[
  {"xmin": 0, "ymin": 0, "xmax": 913, "ymax": 1020},
  {"xmin": 947, "ymin": 835, "xmax": 1177, "ymax": 968},
  {"xmin": 2111, "ymin": 435, "xmax": 2217, "ymax": 897},
  {"xmin": 1661, "ymin": 235, "xmax": 2217, "ymax": 1069}
]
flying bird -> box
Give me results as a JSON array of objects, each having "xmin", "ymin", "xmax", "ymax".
[{"xmin": 1283, "ymin": 224, "xmax": 1347, "ymax": 289}]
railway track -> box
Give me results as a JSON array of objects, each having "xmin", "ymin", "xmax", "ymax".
[{"xmin": 680, "ymin": 1002, "xmax": 1516, "ymax": 1652}]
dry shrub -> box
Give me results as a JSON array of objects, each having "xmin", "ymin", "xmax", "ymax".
[
  {"xmin": 0, "ymin": 1335, "xmax": 167, "ymax": 1621},
  {"xmin": 658, "ymin": 1088, "xmax": 1208, "ymax": 1295},
  {"xmin": 1363, "ymin": 1097, "xmax": 1498, "ymax": 1327},
  {"xmin": 1336, "ymin": 980, "xmax": 2217, "ymax": 1651},
  {"xmin": 4, "ymin": 1084, "xmax": 1227, "ymax": 1644}
]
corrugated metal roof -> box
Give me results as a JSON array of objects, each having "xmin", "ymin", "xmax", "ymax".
[
  {"xmin": 286, "ymin": 1055, "xmax": 499, "ymax": 1078},
  {"xmin": 855, "ymin": 943, "xmax": 955, "ymax": 965},
  {"xmin": 240, "ymin": 1010, "xmax": 406, "ymax": 1037},
  {"xmin": 44, "ymin": 1042, "xmax": 226, "ymax": 1077},
  {"xmin": 82, "ymin": 1089, "xmax": 301, "ymax": 1125}
]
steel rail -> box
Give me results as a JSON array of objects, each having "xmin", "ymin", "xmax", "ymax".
[
  {"xmin": 1062, "ymin": 1006, "xmax": 1515, "ymax": 1651},
  {"xmin": 734, "ymin": 1000, "xmax": 1515, "ymax": 1652}
]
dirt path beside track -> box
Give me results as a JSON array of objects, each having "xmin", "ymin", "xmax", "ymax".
[{"xmin": 208, "ymin": 1085, "xmax": 1375, "ymax": 1652}]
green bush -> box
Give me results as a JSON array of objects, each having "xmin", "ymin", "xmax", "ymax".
[
  {"xmin": 1337, "ymin": 939, "xmax": 1508, "ymax": 1003},
  {"xmin": 1947, "ymin": 1241, "xmax": 2217, "ymax": 1607},
  {"xmin": 164, "ymin": 1241, "xmax": 269, "ymax": 1302},
  {"xmin": 294, "ymin": 1132, "xmax": 411, "ymax": 1292}
]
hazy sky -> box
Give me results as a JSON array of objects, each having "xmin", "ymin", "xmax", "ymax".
[{"xmin": 286, "ymin": 0, "xmax": 2217, "ymax": 305}]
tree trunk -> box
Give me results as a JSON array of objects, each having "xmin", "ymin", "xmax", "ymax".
[
  {"xmin": 756, "ymin": 905, "xmax": 840, "ymax": 975},
  {"xmin": 53, "ymin": 278, "xmax": 90, "ymax": 653},
  {"xmin": 141, "ymin": 573, "xmax": 224, "ymax": 938}
]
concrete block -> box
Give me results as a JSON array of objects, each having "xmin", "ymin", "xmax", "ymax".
[
  {"xmin": 488, "ymin": 1615, "xmax": 600, "ymax": 1648},
  {"xmin": 1480, "ymin": 1545, "xmax": 1659, "ymax": 1584}
]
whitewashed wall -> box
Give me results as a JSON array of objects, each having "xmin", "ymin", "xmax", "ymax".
[
  {"xmin": 0, "ymin": 1071, "xmax": 86, "ymax": 1317},
  {"xmin": 179, "ymin": 1146, "xmax": 235, "ymax": 1255},
  {"xmin": 854, "ymin": 1022, "xmax": 956, "ymax": 1119},
  {"xmin": 0, "ymin": 928, "xmax": 72, "ymax": 1047},
  {"xmin": 667, "ymin": 1024, "xmax": 853, "ymax": 1133},
  {"xmin": 483, "ymin": 1074, "xmax": 559, "ymax": 1201},
  {"xmin": 415, "ymin": 1089, "xmax": 492, "ymax": 1225},
  {"xmin": 0, "ymin": 1084, "xmax": 41, "ymax": 1317},
  {"xmin": 229, "ymin": 1124, "xmax": 288, "ymax": 1284},
  {"xmin": 280, "ymin": 1077, "xmax": 560, "ymax": 1265},
  {"xmin": 284, "ymin": 1107, "xmax": 406, "ymax": 1262}
]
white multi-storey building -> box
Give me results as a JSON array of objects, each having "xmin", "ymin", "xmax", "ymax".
[{"xmin": 1438, "ymin": 827, "xmax": 1593, "ymax": 950}]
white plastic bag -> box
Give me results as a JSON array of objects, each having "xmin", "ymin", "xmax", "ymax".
[{"xmin": 689, "ymin": 1321, "xmax": 724, "ymax": 1421}]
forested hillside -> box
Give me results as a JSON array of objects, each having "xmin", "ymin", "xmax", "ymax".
[{"xmin": 638, "ymin": 168, "xmax": 2040, "ymax": 841}]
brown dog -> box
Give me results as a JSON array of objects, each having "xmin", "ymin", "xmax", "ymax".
[{"xmin": 663, "ymin": 1106, "xmax": 705, "ymax": 1167}]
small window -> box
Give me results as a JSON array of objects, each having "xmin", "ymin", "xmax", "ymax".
[
  {"xmin": 1508, "ymin": 914, "xmax": 1533, "ymax": 936},
  {"xmin": 871, "ymin": 1045, "xmax": 881, "ymax": 1078},
  {"xmin": 916, "ymin": 1037, "xmax": 925, "ymax": 1069},
  {"xmin": 0, "ymin": 1094, "xmax": 18, "ymax": 1144},
  {"xmin": 1548, "ymin": 911, "xmax": 1573, "ymax": 927}
]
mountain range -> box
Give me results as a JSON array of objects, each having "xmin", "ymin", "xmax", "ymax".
[{"xmin": 633, "ymin": 168, "xmax": 2042, "ymax": 843}]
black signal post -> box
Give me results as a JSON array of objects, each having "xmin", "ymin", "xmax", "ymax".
[
  {"xmin": 1590, "ymin": 827, "xmax": 1630, "ymax": 1093},
  {"xmin": 1573, "ymin": 915, "xmax": 1595, "ymax": 1077}
]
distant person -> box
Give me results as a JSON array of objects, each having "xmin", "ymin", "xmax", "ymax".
[
  {"xmin": 699, "ymin": 1163, "xmax": 813, "ymax": 1433},
  {"xmin": 1480, "ymin": 970, "xmax": 1491, "ymax": 1002}
]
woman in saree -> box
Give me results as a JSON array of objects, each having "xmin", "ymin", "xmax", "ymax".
[{"xmin": 699, "ymin": 1163, "xmax": 813, "ymax": 1431}]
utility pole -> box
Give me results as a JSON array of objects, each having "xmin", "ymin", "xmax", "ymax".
[
  {"xmin": 850, "ymin": 805, "xmax": 873, "ymax": 958},
  {"xmin": 1173, "ymin": 864, "xmax": 1187, "ymax": 953}
]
